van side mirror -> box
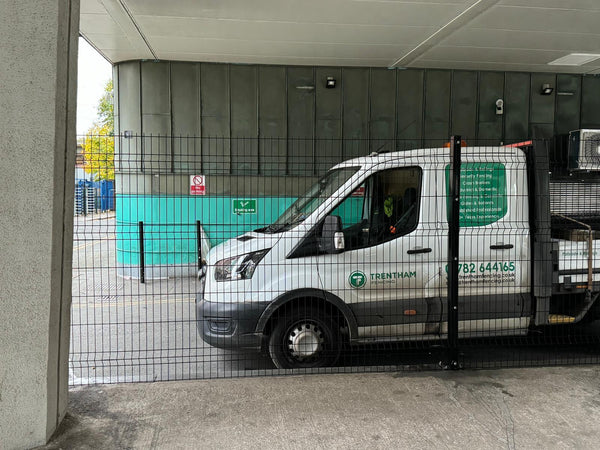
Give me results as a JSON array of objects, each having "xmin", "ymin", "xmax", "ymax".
[{"xmin": 320, "ymin": 215, "xmax": 345, "ymax": 254}]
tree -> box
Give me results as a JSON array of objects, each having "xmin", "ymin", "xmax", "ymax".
[{"xmin": 83, "ymin": 79, "xmax": 114, "ymax": 181}]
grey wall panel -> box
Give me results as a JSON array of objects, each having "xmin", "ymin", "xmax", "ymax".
[
  {"xmin": 504, "ymin": 72, "xmax": 530, "ymax": 142},
  {"xmin": 112, "ymin": 64, "xmax": 119, "ymax": 130},
  {"xmin": 529, "ymin": 123, "xmax": 555, "ymax": 141},
  {"xmin": 115, "ymin": 60, "xmax": 600, "ymax": 182},
  {"xmin": 530, "ymin": 73, "xmax": 556, "ymax": 139},
  {"xmin": 117, "ymin": 61, "xmax": 141, "ymax": 172},
  {"xmin": 424, "ymin": 70, "xmax": 451, "ymax": 146},
  {"xmin": 451, "ymin": 71, "xmax": 477, "ymax": 141},
  {"xmin": 342, "ymin": 68, "xmax": 369, "ymax": 158},
  {"xmin": 119, "ymin": 173, "xmax": 317, "ymax": 197},
  {"xmin": 141, "ymin": 61, "xmax": 170, "ymax": 116},
  {"xmin": 287, "ymin": 67, "xmax": 315, "ymax": 175},
  {"xmin": 141, "ymin": 61, "xmax": 171, "ymax": 172},
  {"xmin": 230, "ymin": 65, "xmax": 258, "ymax": 138},
  {"xmin": 370, "ymin": 68, "xmax": 396, "ymax": 152},
  {"xmin": 115, "ymin": 173, "xmax": 152, "ymax": 195},
  {"xmin": 316, "ymin": 68, "xmax": 342, "ymax": 122},
  {"xmin": 141, "ymin": 116, "xmax": 171, "ymax": 171},
  {"xmin": 118, "ymin": 61, "xmax": 141, "ymax": 133},
  {"xmin": 231, "ymin": 65, "xmax": 258, "ymax": 174},
  {"xmin": 581, "ymin": 76, "xmax": 600, "ymax": 128},
  {"xmin": 171, "ymin": 62, "xmax": 200, "ymax": 172},
  {"xmin": 259, "ymin": 66, "xmax": 286, "ymax": 175},
  {"xmin": 171, "ymin": 63, "xmax": 200, "ymax": 136},
  {"xmin": 315, "ymin": 67, "xmax": 342, "ymax": 174},
  {"xmin": 112, "ymin": 65, "xmax": 120, "ymax": 166},
  {"xmin": 477, "ymin": 71, "xmax": 504, "ymax": 144},
  {"xmin": 201, "ymin": 63, "xmax": 230, "ymax": 136},
  {"xmin": 555, "ymin": 74, "xmax": 581, "ymax": 135},
  {"xmin": 201, "ymin": 63, "xmax": 230, "ymax": 174},
  {"xmin": 397, "ymin": 69, "xmax": 423, "ymax": 150}
]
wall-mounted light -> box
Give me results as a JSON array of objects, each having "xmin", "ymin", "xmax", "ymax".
[
  {"xmin": 325, "ymin": 76, "xmax": 336, "ymax": 89},
  {"xmin": 295, "ymin": 85, "xmax": 315, "ymax": 91},
  {"xmin": 495, "ymin": 99, "xmax": 504, "ymax": 115},
  {"xmin": 541, "ymin": 84, "xmax": 554, "ymax": 95},
  {"xmin": 123, "ymin": 130, "xmax": 133, "ymax": 138}
]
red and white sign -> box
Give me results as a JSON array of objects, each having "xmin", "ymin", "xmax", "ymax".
[
  {"xmin": 190, "ymin": 175, "xmax": 206, "ymax": 195},
  {"xmin": 351, "ymin": 186, "xmax": 365, "ymax": 197}
]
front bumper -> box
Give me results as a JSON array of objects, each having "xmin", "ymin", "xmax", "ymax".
[{"xmin": 196, "ymin": 295, "xmax": 270, "ymax": 351}]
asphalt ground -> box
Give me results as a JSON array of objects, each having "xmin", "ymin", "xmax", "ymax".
[{"xmin": 70, "ymin": 213, "xmax": 600, "ymax": 385}]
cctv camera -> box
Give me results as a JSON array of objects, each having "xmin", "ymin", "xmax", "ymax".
[{"xmin": 495, "ymin": 99, "xmax": 504, "ymax": 115}]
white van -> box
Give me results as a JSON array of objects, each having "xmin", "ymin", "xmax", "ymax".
[{"xmin": 196, "ymin": 145, "xmax": 600, "ymax": 369}]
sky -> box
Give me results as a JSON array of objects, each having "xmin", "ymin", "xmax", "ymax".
[{"xmin": 77, "ymin": 37, "xmax": 112, "ymax": 135}]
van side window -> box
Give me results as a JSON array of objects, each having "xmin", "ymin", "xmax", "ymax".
[
  {"xmin": 368, "ymin": 168, "xmax": 421, "ymax": 246},
  {"xmin": 329, "ymin": 167, "xmax": 421, "ymax": 251}
]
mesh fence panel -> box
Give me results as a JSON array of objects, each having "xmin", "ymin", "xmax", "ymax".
[{"xmin": 70, "ymin": 134, "xmax": 600, "ymax": 384}]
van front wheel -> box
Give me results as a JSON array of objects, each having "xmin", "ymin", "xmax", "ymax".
[{"xmin": 268, "ymin": 307, "xmax": 342, "ymax": 369}]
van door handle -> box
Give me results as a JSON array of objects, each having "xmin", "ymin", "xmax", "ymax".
[
  {"xmin": 490, "ymin": 243, "xmax": 513, "ymax": 250},
  {"xmin": 407, "ymin": 247, "xmax": 432, "ymax": 254}
]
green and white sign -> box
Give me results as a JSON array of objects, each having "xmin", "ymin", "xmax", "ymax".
[
  {"xmin": 232, "ymin": 199, "xmax": 257, "ymax": 214},
  {"xmin": 445, "ymin": 163, "xmax": 507, "ymax": 227},
  {"xmin": 349, "ymin": 271, "xmax": 367, "ymax": 289}
]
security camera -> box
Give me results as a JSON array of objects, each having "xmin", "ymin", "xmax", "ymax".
[{"xmin": 495, "ymin": 99, "xmax": 504, "ymax": 115}]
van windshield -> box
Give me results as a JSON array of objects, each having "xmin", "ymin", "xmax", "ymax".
[{"xmin": 258, "ymin": 167, "xmax": 360, "ymax": 233}]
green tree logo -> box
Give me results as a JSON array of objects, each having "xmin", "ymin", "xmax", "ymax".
[{"xmin": 348, "ymin": 271, "xmax": 367, "ymax": 289}]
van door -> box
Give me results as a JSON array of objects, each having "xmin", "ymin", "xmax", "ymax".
[
  {"xmin": 438, "ymin": 154, "xmax": 531, "ymax": 337},
  {"xmin": 316, "ymin": 165, "xmax": 443, "ymax": 341}
]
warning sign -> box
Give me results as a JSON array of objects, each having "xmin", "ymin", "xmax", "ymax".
[
  {"xmin": 351, "ymin": 186, "xmax": 365, "ymax": 197},
  {"xmin": 190, "ymin": 175, "xmax": 206, "ymax": 196}
]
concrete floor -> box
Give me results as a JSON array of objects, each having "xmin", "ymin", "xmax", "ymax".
[{"xmin": 41, "ymin": 366, "xmax": 600, "ymax": 449}]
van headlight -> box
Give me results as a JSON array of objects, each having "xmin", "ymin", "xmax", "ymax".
[{"xmin": 214, "ymin": 249, "xmax": 269, "ymax": 282}]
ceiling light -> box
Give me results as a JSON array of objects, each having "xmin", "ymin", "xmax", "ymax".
[
  {"xmin": 541, "ymin": 84, "xmax": 554, "ymax": 95},
  {"xmin": 548, "ymin": 53, "xmax": 600, "ymax": 66}
]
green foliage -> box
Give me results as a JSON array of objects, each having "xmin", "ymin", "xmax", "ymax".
[
  {"xmin": 84, "ymin": 123, "xmax": 114, "ymax": 181},
  {"xmin": 97, "ymin": 79, "xmax": 114, "ymax": 130},
  {"xmin": 84, "ymin": 79, "xmax": 114, "ymax": 181}
]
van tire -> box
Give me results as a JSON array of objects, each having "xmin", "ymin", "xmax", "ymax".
[{"xmin": 268, "ymin": 306, "xmax": 342, "ymax": 369}]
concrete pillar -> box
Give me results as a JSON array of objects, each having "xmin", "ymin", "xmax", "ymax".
[{"xmin": 0, "ymin": 1, "xmax": 79, "ymax": 448}]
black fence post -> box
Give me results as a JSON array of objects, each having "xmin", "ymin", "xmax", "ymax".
[
  {"xmin": 196, "ymin": 220, "xmax": 203, "ymax": 271},
  {"xmin": 82, "ymin": 184, "xmax": 87, "ymax": 216},
  {"xmin": 139, "ymin": 220, "xmax": 145, "ymax": 283},
  {"xmin": 447, "ymin": 135, "xmax": 461, "ymax": 369}
]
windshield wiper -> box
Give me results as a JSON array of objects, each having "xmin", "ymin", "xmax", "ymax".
[
  {"xmin": 255, "ymin": 223, "xmax": 286, "ymax": 234},
  {"xmin": 258, "ymin": 217, "xmax": 305, "ymax": 234},
  {"xmin": 277, "ymin": 216, "xmax": 307, "ymax": 231}
]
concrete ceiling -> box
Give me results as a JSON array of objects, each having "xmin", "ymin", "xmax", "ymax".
[{"xmin": 81, "ymin": 0, "xmax": 600, "ymax": 73}]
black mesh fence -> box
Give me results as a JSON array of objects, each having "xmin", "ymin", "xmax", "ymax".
[{"xmin": 70, "ymin": 133, "xmax": 600, "ymax": 384}]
